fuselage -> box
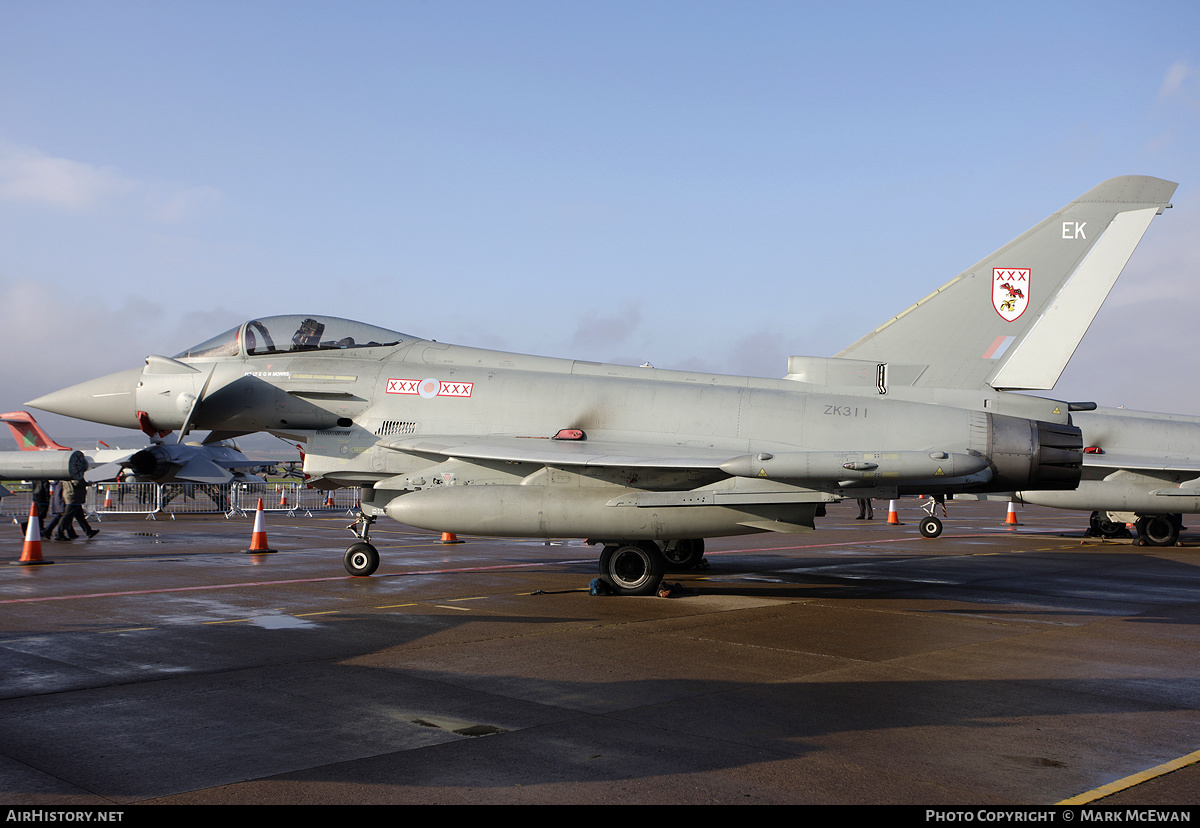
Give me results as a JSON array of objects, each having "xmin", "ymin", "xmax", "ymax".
[{"xmin": 29, "ymin": 315, "xmax": 1083, "ymax": 540}]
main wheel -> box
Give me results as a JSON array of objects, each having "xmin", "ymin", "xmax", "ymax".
[
  {"xmin": 344, "ymin": 542, "xmax": 380, "ymax": 576},
  {"xmin": 1137, "ymin": 515, "xmax": 1179, "ymax": 547},
  {"xmin": 1094, "ymin": 511, "xmax": 1128, "ymax": 539},
  {"xmin": 662, "ymin": 538, "xmax": 705, "ymax": 570},
  {"xmin": 599, "ymin": 542, "xmax": 665, "ymax": 596},
  {"xmin": 918, "ymin": 515, "xmax": 943, "ymax": 538}
]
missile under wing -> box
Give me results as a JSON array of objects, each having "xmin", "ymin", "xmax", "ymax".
[{"xmin": 26, "ymin": 176, "xmax": 1175, "ymax": 594}]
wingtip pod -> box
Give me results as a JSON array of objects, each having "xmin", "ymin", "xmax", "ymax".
[{"xmin": 836, "ymin": 175, "xmax": 1178, "ymax": 392}]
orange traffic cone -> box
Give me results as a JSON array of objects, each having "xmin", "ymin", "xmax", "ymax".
[
  {"xmin": 13, "ymin": 503, "xmax": 53, "ymax": 566},
  {"xmin": 278, "ymin": 486, "xmax": 289, "ymax": 508},
  {"xmin": 440, "ymin": 531, "xmax": 464, "ymax": 544},
  {"xmin": 1005, "ymin": 500, "xmax": 1021, "ymax": 528},
  {"xmin": 326, "ymin": 491, "xmax": 335, "ymax": 508},
  {"xmin": 102, "ymin": 486, "xmax": 114, "ymax": 510},
  {"xmin": 886, "ymin": 499, "xmax": 904, "ymax": 525},
  {"xmin": 243, "ymin": 498, "xmax": 277, "ymax": 553}
]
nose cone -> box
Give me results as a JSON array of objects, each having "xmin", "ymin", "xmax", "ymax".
[{"xmin": 27, "ymin": 366, "xmax": 144, "ymax": 429}]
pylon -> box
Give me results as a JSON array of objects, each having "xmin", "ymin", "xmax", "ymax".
[
  {"xmin": 278, "ymin": 486, "xmax": 289, "ymax": 508},
  {"xmin": 1005, "ymin": 500, "xmax": 1021, "ymax": 528},
  {"xmin": 886, "ymin": 500, "xmax": 904, "ymax": 525},
  {"xmin": 440, "ymin": 531, "xmax": 464, "ymax": 544},
  {"xmin": 13, "ymin": 503, "xmax": 52, "ymax": 566},
  {"xmin": 102, "ymin": 486, "xmax": 114, "ymax": 510},
  {"xmin": 243, "ymin": 498, "xmax": 277, "ymax": 553},
  {"xmin": 326, "ymin": 491, "xmax": 335, "ymax": 508}
]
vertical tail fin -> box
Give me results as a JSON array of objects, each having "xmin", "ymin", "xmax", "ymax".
[
  {"xmin": 835, "ymin": 176, "xmax": 1177, "ymax": 390},
  {"xmin": 0, "ymin": 411, "xmax": 73, "ymax": 451}
]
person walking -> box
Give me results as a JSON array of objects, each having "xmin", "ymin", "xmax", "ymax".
[{"xmin": 54, "ymin": 477, "xmax": 98, "ymax": 540}]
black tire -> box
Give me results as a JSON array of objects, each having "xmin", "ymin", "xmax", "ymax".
[
  {"xmin": 1098, "ymin": 515, "xmax": 1127, "ymax": 539},
  {"xmin": 918, "ymin": 515, "xmax": 943, "ymax": 538},
  {"xmin": 662, "ymin": 538, "xmax": 705, "ymax": 570},
  {"xmin": 344, "ymin": 542, "xmax": 380, "ymax": 576},
  {"xmin": 1137, "ymin": 515, "xmax": 1179, "ymax": 547},
  {"xmin": 1089, "ymin": 511, "xmax": 1127, "ymax": 538},
  {"xmin": 599, "ymin": 542, "xmax": 664, "ymax": 596}
]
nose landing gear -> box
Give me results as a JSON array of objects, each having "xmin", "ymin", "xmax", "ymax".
[
  {"xmin": 344, "ymin": 512, "xmax": 380, "ymax": 576},
  {"xmin": 918, "ymin": 496, "xmax": 946, "ymax": 538}
]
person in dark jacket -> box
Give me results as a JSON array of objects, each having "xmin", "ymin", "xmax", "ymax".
[
  {"xmin": 53, "ymin": 478, "xmax": 98, "ymax": 540},
  {"xmin": 18, "ymin": 480, "xmax": 51, "ymax": 538}
]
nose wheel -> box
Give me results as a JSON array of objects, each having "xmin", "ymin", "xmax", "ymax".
[
  {"xmin": 918, "ymin": 515, "xmax": 943, "ymax": 538},
  {"xmin": 344, "ymin": 542, "xmax": 380, "ymax": 576}
]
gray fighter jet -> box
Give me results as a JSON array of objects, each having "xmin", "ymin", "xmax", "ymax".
[
  {"xmin": 1017, "ymin": 407, "xmax": 1200, "ymax": 546},
  {"xmin": 0, "ymin": 410, "xmax": 273, "ymax": 485},
  {"xmin": 27, "ymin": 176, "xmax": 1175, "ymax": 594}
]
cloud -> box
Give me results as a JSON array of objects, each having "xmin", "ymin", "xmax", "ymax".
[
  {"xmin": 0, "ymin": 277, "xmax": 167, "ymax": 403},
  {"xmin": 147, "ymin": 184, "xmax": 225, "ymax": 223},
  {"xmin": 1158, "ymin": 60, "xmax": 1200, "ymax": 109},
  {"xmin": 0, "ymin": 144, "xmax": 134, "ymax": 210},
  {"xmin": 571, "ymin": 299, "xmax": 643, "ymax": 352},
  {"xmin": 0, "ymin": 141, "xmax": 223, "ymax": 222}
]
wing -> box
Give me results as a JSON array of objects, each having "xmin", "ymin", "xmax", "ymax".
[
  {"xmin": 380, "ymin": 434, "xmax": 994, "ymax": 488},
  {"xmin": 1082, "ymin": 451, "xmax": 1200, "ymax": 476},
  {"xmin": 380, "ymin": 434, "xmax": 734, "ymax": 470}
]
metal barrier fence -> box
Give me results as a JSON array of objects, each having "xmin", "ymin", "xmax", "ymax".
[
  {"xmin": 92, "ymin": 482, "xmax": 162, "ymax": 515},
  {"xmin": 2, "ymin": 482, "xmax": 363, "ymax": 520},
  {"xmin": 232, "ymin": 483, "xmax": 361, "ymax": 516}
]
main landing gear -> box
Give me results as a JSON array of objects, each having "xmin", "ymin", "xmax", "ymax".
[
  {"xmin": 1086, "ymin": 511, "xmax": 1182, "ymax": 546},
  {"xmin": 596, "ymin": 539, "xmax": 707, "ymax": 596},
  {"xmin": 599, "ymin": 542, "xmax": 664, "ymax": 596},
  {"xmin": 1087, "ymin": 511, "xmax": 1131, "ymax": 540},
  {"xmin": 1135, "ymin": 514, "xmax": 1181, "ymax": 547}
]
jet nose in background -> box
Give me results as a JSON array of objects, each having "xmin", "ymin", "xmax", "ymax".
[{"xmin": 26, "ymin": 366, "xmax": 145, "ymax": 429}]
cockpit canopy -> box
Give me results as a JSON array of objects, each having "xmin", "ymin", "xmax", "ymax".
[{"xmin": 174, "ymin": 315, "xmax": 410, "ymax": 359}]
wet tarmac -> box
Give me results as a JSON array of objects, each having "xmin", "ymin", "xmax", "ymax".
[{"xmin": 1, "ymin": 499, "xmax": 1198, "ymax": 805}]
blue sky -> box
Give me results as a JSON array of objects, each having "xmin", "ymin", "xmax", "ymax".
[{"xmin": 2, "ymin": 1, "xmax": 1199, "ymax": 445}]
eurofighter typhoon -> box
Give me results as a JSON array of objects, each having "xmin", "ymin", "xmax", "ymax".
[{"xmin": 29, "ymin": 176, "xmax": 1176, "ymax": 594}]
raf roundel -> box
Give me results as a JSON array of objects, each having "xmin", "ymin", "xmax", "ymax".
[{"xmin": 385, "ymin": 377, "xmax": 474, "ymax": 399}]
